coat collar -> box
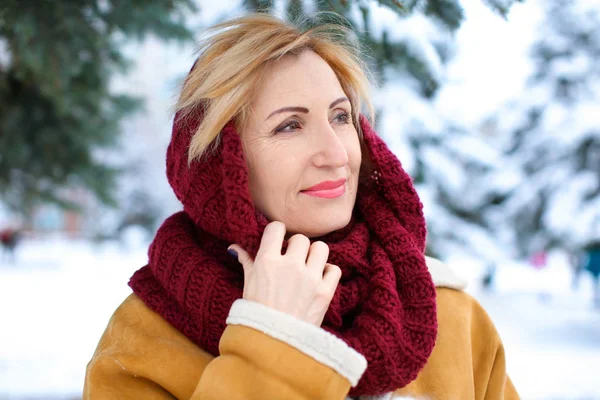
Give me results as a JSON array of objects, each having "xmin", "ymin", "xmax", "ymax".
[{"xmin": 425, "ymin": 256, "xmax": 468, "ymax": 290}]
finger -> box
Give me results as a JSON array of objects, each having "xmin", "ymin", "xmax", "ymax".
[
  {"xmin": 285, "ymin": 234, "xmax": 311, "ymax": 261},
  {"xmin": 228, "ymin": 244, "xmax": 253, "ymax": 273},
  {"xmin": 322, "ymin": 263, "xmax": 342, "ymax": 293},
  {"xmin": 306, "ymin": 241, "xmax": 329, "ymax": 271},
  {"xmin": 257, "ymin": 221, "xmax": 286, "ymax": 258}
]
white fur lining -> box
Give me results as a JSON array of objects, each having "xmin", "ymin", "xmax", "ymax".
[
  {"xmin": 425, "ymin": 256, "xmax": 468, "ymax": 290},
  {"xmin": 226, "ymin": 299, "xmax": 367, "ymax": 387},
  {"xmin": 345, "ymin": 395, "xmax": 420, "ymax": 399}
]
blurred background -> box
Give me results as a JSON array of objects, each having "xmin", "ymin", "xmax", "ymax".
[{"xmin": 1, "ymin": 0, "xmax": 599, "ymax": 399}]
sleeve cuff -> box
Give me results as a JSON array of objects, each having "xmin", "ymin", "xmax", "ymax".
[{"xmin": 226, "ymin": 299, "xmax": 367, "ymax": 387}]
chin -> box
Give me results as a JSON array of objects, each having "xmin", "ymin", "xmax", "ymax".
[{"xmin": 300, "ymin": 210, "xmax": 353, "ymax": 238}]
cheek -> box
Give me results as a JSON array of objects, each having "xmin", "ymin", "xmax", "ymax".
[
  {"xmin": 247, "ymin": 151, "xmax": 275, "ymax": 195},
  {"xmin": 244, "ymin": 141, "xmax": 271, "ymax": 205},
  {"xmin": 246, "ymin": 144, "xmax": 299, "ymax": 198},
  {"xmin": 345, "ymin": 133, "xmax": 362, "ymax": 174}
]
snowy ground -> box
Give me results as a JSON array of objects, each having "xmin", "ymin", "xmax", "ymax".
[
  {"xmin": 455, "ymin": 257, "xmax": 600, "ymax": 400},
  {"xmin": 0, "ymin": 236, "xmax": 599, "ymax": 400}
]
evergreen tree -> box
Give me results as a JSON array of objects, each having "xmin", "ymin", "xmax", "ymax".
[
  {"xmin": 0, "ymin": 0, "xmax": 196, "ymax": 215},
  {"xmin": 484, "ymin": 0, "xmax": 600, "ymax": 258}
]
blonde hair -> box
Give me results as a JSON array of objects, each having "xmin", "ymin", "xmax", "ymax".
[{"xmin": 176, "ymin": 13, "xmax": 375, "ymax": 163}]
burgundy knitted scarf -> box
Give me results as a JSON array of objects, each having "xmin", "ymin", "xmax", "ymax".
[{"xmin": 129, "ymin": 111, "xmax": 437, "ymax": 396}]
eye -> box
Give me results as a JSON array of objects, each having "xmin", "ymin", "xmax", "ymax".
[
  {"xmin": 274, "ymin": 119, "xmax": 301, "ymax": 134},
  {"xmin": 333, "ymin": 112, "xmax": 351, "ymax": 124}
]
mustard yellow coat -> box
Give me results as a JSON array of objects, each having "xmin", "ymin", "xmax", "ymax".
[{"xmin": 84, "ymin": 257, "xmax": 519, "ymax": 399}]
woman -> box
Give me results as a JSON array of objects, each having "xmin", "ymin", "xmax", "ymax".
[{"xmin": 84, "ymin": 14, "xmax": 519, "ymax": 400}]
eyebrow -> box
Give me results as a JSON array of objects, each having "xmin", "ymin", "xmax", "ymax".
[{"xmin": 265, "ymin": 97, "xmax": 350, "ymax": 121}]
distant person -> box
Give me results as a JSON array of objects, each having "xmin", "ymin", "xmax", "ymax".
[
  {"xmin": 0, "ymin": 227, "xmax": 21, "ymax": 264},
  {"xmin": 84, "ymin": 14, "xmax": 519, "ymax": 399},
  {"xmin": 481, "ymin": 262, "xmax": 497, "ymax": 291},
  {"xmin": 530, "ymin": 250, "xmax": 551, "ymax": 302},
  {"xmin": 530, "ymin": 250, "xmax": 548, "ymax": 270},
  {"xmin": 582, "ymin": 243, "xmax": 600, "ymax": 308}
]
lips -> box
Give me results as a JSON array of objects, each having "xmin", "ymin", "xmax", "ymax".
[{"xmin": 301, "ymin": 178, "xmax": 347, "ymax": 199}]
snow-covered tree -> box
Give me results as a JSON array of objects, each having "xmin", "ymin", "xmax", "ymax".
[{"xmin": 483, "ymin": 0, "xmax": 600, "ymax": 258}]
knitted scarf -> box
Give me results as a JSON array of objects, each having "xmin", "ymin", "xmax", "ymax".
[{"xmin": 129, "ymin": 111, "xmax": 437, "ymax": 396}]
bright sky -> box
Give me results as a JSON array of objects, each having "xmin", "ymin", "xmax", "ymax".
[{"xmin": 435, "ymin": 0, "xmax": 542, "ymax": 125}]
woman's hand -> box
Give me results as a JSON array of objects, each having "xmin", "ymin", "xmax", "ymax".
[{"xmin": 228, "ymin": 221, "xmax": 341, "ymax": 326}]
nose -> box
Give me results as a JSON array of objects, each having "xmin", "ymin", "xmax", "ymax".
[{"xmin": 311, "ymin": 122, "xmax": 349, "ymax": 168}]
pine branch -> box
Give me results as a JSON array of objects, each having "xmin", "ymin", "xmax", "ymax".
[
  {"xmin": 424, "ymin": 0, "xmax": 464, "ymax": 31},
  {"xmin": 374, "ymin": 0, "xmax": 408, "ymax": 16},
  {"xmin": 286, "ymin": 0, "xmax": 304, "ymax": 22},
  {"xmin": 243, "ymin": 0, "xmax": 275, "ymax": 13},
  {"xmin": 482, "ymin": 0, "xmax": 525, "ymax": 19},
  {"xmin": 0, "ymin": 0, "xmax": 195, "ymax": 213}
]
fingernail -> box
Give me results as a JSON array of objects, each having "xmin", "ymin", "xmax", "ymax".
[{"xmin": 227, "ymin": 248, "xmax": 238, "ymax": 259}]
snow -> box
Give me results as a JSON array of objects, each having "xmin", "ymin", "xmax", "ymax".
[
  {"xmin": 1, "ymin": 237, "xmax": 599, "ymax": 399},
  {"xmin": 545, "ymin": 171, "xmax": 600, "ymax": 244},
  {"xmin": 480, "ymin": 0, "xmax": 600, "ymax": 254},
  {"xmin": 363, "ymin": 8, "xmax": 447, "ymax": 84},
  {"xmin": 0, "ymin": 236, "xmax": 146, "ymax": 399},
  {"xmin": 373, "ymin": 78, "xmax": 445, "ymax": 174},
  {"xmin": 446, "ymin": 254, "xmax": 600, "ymax": 399},
  {"xmin": 435, "ymin": 0, "xmax": 542, "ymax": 126}
]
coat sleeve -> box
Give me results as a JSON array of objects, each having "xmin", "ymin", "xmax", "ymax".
[{"xmin": 84, "ymin": 297, "xmax": 366, "ymax": 400}]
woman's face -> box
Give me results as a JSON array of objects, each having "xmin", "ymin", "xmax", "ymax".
[{"xmin": 240, "ymin": 50, "xmax": 361, "ymax": 238}]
